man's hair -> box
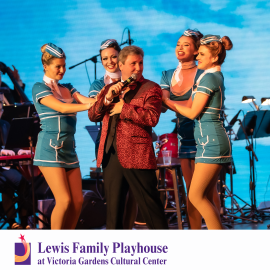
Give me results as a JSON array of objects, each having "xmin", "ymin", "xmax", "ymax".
[{"xmin": 118, "ymin": 46, "xmax": 144, "ymax": 64}]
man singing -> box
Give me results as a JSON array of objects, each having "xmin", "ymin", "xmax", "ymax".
[{"xmin": 88, "ymin": 46, "xmax": 168, "ymax": 229}]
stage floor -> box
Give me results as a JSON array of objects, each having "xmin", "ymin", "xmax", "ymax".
[{"xmin": 1, "ymin": 219, "xmax": 270, "ymax": 230}]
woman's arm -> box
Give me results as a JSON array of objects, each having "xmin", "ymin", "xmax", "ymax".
[
  {"xmin": 162, "ymin": 90, "xmax": 193, "ymax": 112},
  {"xmin": 163, "ymin": 92, "xmax": 209, "ymax": 120},
  {"xmin": 161, "ymin": 90, "xmax": 170, "ymax": 113},
  {"xmin": 40, "ymin": 95, "xmax": 91, "ymax": 113},
  {"xmin": 73, "ymin": 92, "xmax": 96, "ymax": 104}
]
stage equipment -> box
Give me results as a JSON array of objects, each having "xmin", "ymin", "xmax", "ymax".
[
  {"xmin": 153, "ymin": 133, "xmax": 190, "ymax": 228},
  {"xmin": 217, "ymin": 111, "xmax": 257, "ymax": 224},
  {"xmin": 155, "ymin": 133, "xmax": 178, "ymax": 159},
  {"xmin": 261, "ymin": 98, "xmax": 270, "ymax": 106},
  {"xmin": 242, "ymin": 95, "xmax": 259, "ymax": 111},
  {"xmin": 5, "ymin": 117, "xmax": 41, "ymax": 228},
  {"xmin": 75, "ymin": 190, "xmax": 106, "ymax": 229},
  {"xmin": 69, "ymin": 28, "xmax": 134, "ymax": 80},
  {"xmin": 156, "ymin": 163, "xmax": 189, "ymax": 229},
  {"xmin": 38, "ymin": 190, "xmax": 106, "ymax": 229},
  {"xmin": 235, "ymin": 110, "xmax": 270, "ymax": 221}
]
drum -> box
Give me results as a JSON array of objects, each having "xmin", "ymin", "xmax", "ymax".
[{"xmin": 156, "ymin": 133, "xmax": 178, "ymax": 158}]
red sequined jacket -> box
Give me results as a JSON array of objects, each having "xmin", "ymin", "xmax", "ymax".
[{"xmin": 88, "ymin": 76, "xmax": 162, "ymax": 169}]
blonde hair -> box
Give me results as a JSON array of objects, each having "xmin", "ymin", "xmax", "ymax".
[{"xmin": 41, "ymin": 44, "xmax": 66, "ymax": 66}]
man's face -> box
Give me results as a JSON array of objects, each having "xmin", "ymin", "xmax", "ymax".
[{"xmin": 119, "ymin": 54, "xmax": 143, "ymax": 81}]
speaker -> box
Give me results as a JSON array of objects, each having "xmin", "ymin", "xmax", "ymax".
[
  {"xmin": 37, "ymin": 190, "xmax": 106, "ymax": 229},
  {"xmin": 75, "ymin": 190, "xmax": 106, "ymax": 229}
]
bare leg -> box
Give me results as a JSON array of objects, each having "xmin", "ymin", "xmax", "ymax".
[
  {"xmin": 62, "ymin": 168, "xmax": 84, "ymax": 229},
  {"xmin": 189, "ymin": 163, "xmax": 223, "ymax": 230},
  {"xmin": 207, "ymin": 182, "xmax": 222, "ymax": 225},
  {"xmin": 212, "ymin": 183, "xmax": 221, "ymax": 214},
  {"xmin": 123, "ymin": 189, "xmax": 138, "ymax": 229},
  {"xmin": 39, "ymin": 166, "xmax": 71, "ymax": 230},
  {"xmin": 180, "ymin": 158, "xmax": 201, "ymax": 229}
]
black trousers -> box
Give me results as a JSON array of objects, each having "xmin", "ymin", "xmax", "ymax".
[{"xmin": 102, "ymin": 146, "xmax": 168, "ymax": 229}]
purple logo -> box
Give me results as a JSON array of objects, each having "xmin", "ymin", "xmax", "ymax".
[{"xmin": 15, "ymin": 234, "xmax": 31, "ymax": 265}]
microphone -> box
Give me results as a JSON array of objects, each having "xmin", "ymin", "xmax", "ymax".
[
  {"xmin": 229, "ymin": 110, "xmax": 242, "ymax": 127},
  {"xmin": 112, "ymin": 73, "xmax": 137, "ymax": 96}
]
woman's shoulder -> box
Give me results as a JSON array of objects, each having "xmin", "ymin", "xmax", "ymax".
[
  {"xmin": 198, "ymin": 72, "xmax": 223, "ymax": 92},
  {"xmin": 200, "ymin": 72, "xmax": 218, "ymax": 82},
  {"xmin": 196, "ymin": 69, "xmax": 204, "ymax": 76},
  {"xmin": 32, "ymin": 82, "xmax": 50, "ymax": 92},
  {"xmin": 88, "ymin": 77, "xmax": 105, "ymax": 97},
  {"xmin": 90, "ymin": 77, "xmax": 105, "ymax": 89},
  {"xmin": 162, "ymin": 68, "xmax": 176, "ymax": 77},
  {"xmin": 204, "ymin": 72, "xmax": 223, "ymax": 83}
]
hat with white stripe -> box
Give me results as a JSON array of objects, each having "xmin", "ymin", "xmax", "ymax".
[
  {"xmin": 200, "ymin": 35, "xmax": 222, "ymax": 45},
  {"xmin": 45, "ymin": 43, "xmax": 65, "ymax": 58},
  {"xmin": 100, "ymin": 39, "xmax": 118, "ymax": 50},
  {"xmin": 183, "ymin": 29, "xmax": 201, "ymax": 37}
]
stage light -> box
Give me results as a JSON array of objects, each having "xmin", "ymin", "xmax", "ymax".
[
  {"xmin": 242, "ymin": 96, "xmax": 255, "ymax": 103},
  {"xmin": 261, "ymin": 97, "xmax": 270, "ymax": 106},
  {"xmin": 242, "ymin": 96, "xmax": 259, "ymax": 110}
]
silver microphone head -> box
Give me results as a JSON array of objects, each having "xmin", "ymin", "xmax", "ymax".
[{"xmin": 131, "ymin": 73, "xmax": 137, "ymax": 80}]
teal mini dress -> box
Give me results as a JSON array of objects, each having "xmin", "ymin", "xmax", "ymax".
[
  {"xmin": 32, "ymin": 81, "xmax": 80, "ymax": 168},
  {"xmin": 160, "ymin": 68, "xmax": 204, "ymax": 159},
  {"xmin": 193, "ymin": 71, "xmax": 232, "ymax": 164}
]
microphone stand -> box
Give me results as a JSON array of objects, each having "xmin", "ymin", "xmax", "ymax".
[
  {"xmin": 69, "ymin": 54, "xmax": 99, "ymax": 80},
  {"xmin": 219, "ymin": 113, "xmax": 257, "ymax": 224},
  {"xmin": 236, "ymin": 118, "xmax": 264, "ymax": 222}
]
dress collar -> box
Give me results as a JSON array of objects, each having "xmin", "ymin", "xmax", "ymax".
[
  {"xmin": 43, "ymin": 74, "xmax": 59, "ymax": 84},
  {"xmin": 104, "ymin": 70, "xmax": 121, "ymax": 85},
  {"xmin": 196, "ymin": 66, "xmax": 221, "ymax": 85}
]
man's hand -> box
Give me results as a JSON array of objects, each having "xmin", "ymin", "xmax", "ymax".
[
  {"xmin": 106, "ymin": 82, "xmax": 124, "ymax": 101},
  {"xmin": 8, "ymin": 65, "xmax": 21, "ymax": 82},
  {"xmin": 109, "ymin": 99, "xmax": 124, "ymax": 116}
]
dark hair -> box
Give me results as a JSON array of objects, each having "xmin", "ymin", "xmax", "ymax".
[
  {"xmin": 99, "ymin": 42, "xmax": 121, "ymax": 56},
  {"xmin": 181, "ymin": 29, "xmax": 203, "ymax": 59},
  {"xmin": 203, "ymin": 36, "xmax": 233, "ymax": 65},
  {"xmin": 118, "ymin": 46, "xmax": 144, "ymax": 64}
]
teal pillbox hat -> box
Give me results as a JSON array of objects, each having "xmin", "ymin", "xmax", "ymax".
[
  {"xmin": 200, "ymin": 35, "xmax": 222, "ymax": 45},
  {"xmin": 45, "ymin": 43, "xmax": 65, "ymax": 58},
  {"xmin": 100, "ymin": 39, "xmax": 118, "ymax": 50}
]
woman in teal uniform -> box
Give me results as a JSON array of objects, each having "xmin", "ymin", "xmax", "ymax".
[
  {"xmin": 88, "ymin": 39, "xmax": 121, "ymax": 157},
  {"xmin": 32, "ymin": 43, "xmax": 94, "ymax": 229},
  {"xmin": 160, "ymin": 29, "xmax": 207, "ymax": 229},
  {"xmin": 163, "ymin": 34, "xmax": 233, "ymax": 229}
]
